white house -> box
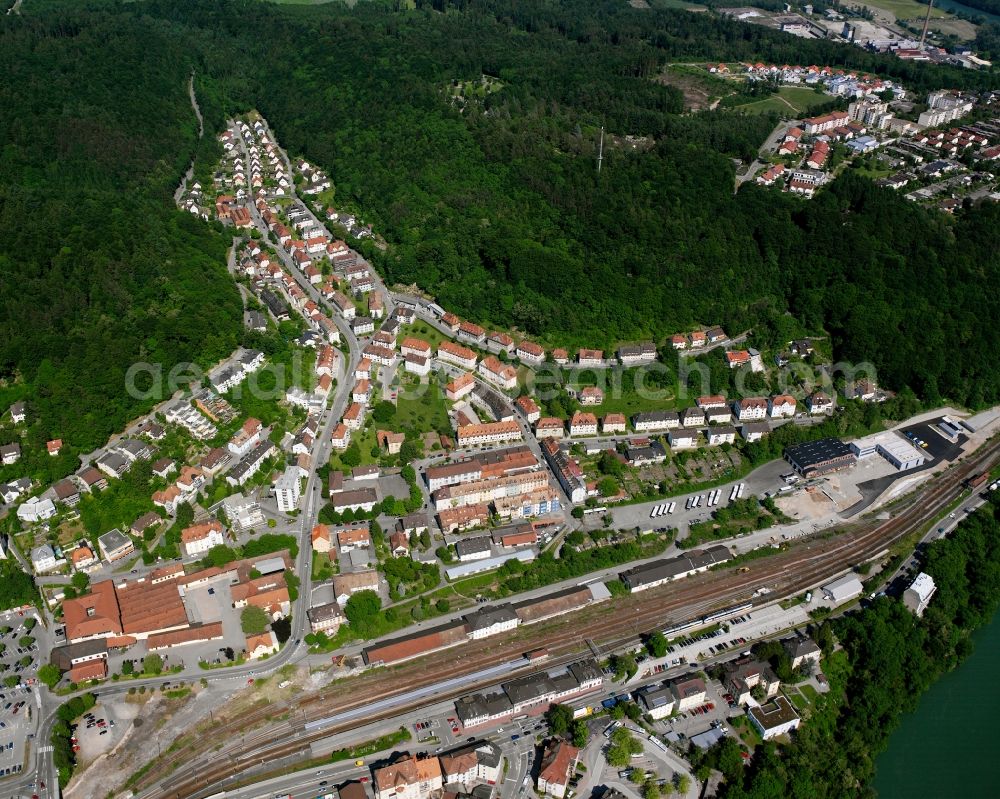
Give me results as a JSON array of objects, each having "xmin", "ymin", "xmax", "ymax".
[
  {"xmin": 274, "ymin": 468, "xmax": 302, "ymax": 513},
  {"xmin": 30, "ymin": 544, "xmax": 58, "ymax": 573},
  {"xmin": 181, "ymin": 521, "xmax": 226, "ymax": 558},
  {"xmin": 18, "ymin": 497, "xmax": 56, "ymax": 524}
]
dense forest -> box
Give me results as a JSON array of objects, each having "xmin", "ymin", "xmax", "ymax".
[
  {"xmin": 715, "ymin": 494, "xmax": 1000, "ymax": 799},
  {"xmin": 0, "ymin": 8, "xmax": 243, "ymax": 456},
  {"xmin": 1, "ymin": 0, "xmax": 1000, "ymax": 470}
]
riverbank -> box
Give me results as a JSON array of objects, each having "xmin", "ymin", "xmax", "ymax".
[
  {"xmin": 873, "ymin": 604, "xmax": 1000, "ymax": 798},
  {"xmin": 711, "ymin": 494, "xmax": 1000, "ymax": 799}
]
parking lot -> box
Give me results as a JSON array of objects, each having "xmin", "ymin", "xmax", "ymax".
[
  {"xmin": 0, "ymin": 611, "xmax": 43, "ymax": 689},
  {"xmin": 0, "ymin": 684, "xmax": 35, "ymax": 781},
  {"xmin": 71, "ymin": 701, "xmax": 132, "ymax": 762}
]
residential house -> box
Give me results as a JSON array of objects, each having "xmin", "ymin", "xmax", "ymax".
[
  {"xmin": 54, "ymin": 479, "xmax": 81, "ymax": 507},
  {"xmin": 444, "ymin": 373, "xmax": 476, "ymax": 402},
  {"xmin": 515, "ymin": 341, "xmax": 545, "ymax": 365},
  {"xmin": 577, "ymin": 386, "xmax": 603, "ymax": 406},
  {"xmin": 617, "ymin": 342, "xmax": 657, "ymax": 366},
  {"xmin": 17, "ymin": 497, "xmax": 56, "ymax": 523},
  {"xmin": 456, "ymin": 422, "xmax": 522, "ymax": 447},
  {"xmin": 31, "ymin": 544, "xmax": 58, "ymax": 573},
  {"xmin": 457, "ymin": 321, "xmax": 486, "ymax": 346},
  {"xmin": 769, "ymin": 394, "xmax": 797, "ymax": 418},
  {"xmin": 569, "ymin": 412, "xmax": 598, "ymax": 437},
  {"xmin": 1, "ymin": 443, "xmax": 21, "ymax": 465},
  {"xmin": 807, "ymin": 392, "xmax": 833, "ymax": 414},
  {"xmin": 668, "ymin": 430, "xmax": 698, "ymax": 451},
  {"xmin": 307, "ymin": 601, "xmax": 345, "ymax": 634},
  {"xmin": 478, "ymin": 357, "xmax": 518, "ymax": 391},
  {"xmin": 8, "ymin": 402, "xmax": 26, "ymax": 424},
  {"xmin": 696, "ymin": 395, "xmax": 728, "ymax": 411},
  {"xmin": 274, "ymin": 468, "xmax": 302, "ymax": 513},
  {"xmin": 378, "ymin": 430, "xmax": 405, "ymax": 455},
  {"xmin": 534, "ymin": 418, "xmax": 565, "ymax": 440},
  {"xmin": 536, "ymin": 741, "xmax": 580, "ymax": 799},
  {"xmin": 151, "ymin": 458, "xmax": 176, "ymax": 479},
  {"xmin": 181, "ymin": 521, "xmax": 226, "ymax": 558},
  {"xmin": 679, "ymin": 407, "xmax": 704, "ymax": 428},
  {"xmin": 439, "ymin": 342, "xmax": 478, "ymax": 371},
  {"xmin": 246, "ymin": 630, "xmax": 280, "ymax": 660},
  {"xmin": 515, "ymin": 396, "xmax": 540, "ymax": 424},
  {"xmin": 632, "ymin": 411, "xmax": 679, "ymax": 432},
  {"xmin": 487, "ymin": 332, "xmax": 515, "ymax": 356},
  {"xmin": 734, "ymin": 398, "xmax": 769, "ymax": 422},
  {"xmin": 725, "ymin": 350, "xmax": 750, "ymax": 369},
  {"xmin": 337, "ymin": 526, "xmax": 371, "ymax": 551},
  {"xmin": 706, "ymin": 426, "xmax": 737, "ymax": 446},
  {"xmin": 740, "ymin": 422, "xmax": 771, "ymax": 443},
  {"xmin": 602, "ymin": 414, "xmax": 627, "ymax": 435},
  {"xmin": 725, "ymin": 659, "xmax": 781, "ymax": 705},
  {"xmin": 576, "ymin": 349, "xmax": 603, "ymax": 367},
  {"xmin": 71, "ymin": 545, "xmax": 97, "ymax": 572},
  {"xmin": 374, "ymin": 754, "xmax": 443, "ymax": 799},
  {"xmin": 783, "ymin": 636, "xmax": 822, "ymax": 670}
]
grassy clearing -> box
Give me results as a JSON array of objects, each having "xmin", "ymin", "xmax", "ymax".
[
  {"xmin": 733, "ymin": 86, "xmax": 836, "ymax": 117},
  {"xmin": 393, "ymin": 381, "xmax": 451, "ymax": 437},
  {"xmin": 857, "ymin": 0, "xmax": 950, "ymax": 19}
]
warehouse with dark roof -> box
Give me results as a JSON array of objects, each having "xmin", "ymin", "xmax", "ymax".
[{"xmin": 783, "ymin": 438, "xmax": 856, "ymax": 478}]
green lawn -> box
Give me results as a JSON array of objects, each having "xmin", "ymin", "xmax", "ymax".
[
  {"xmin": 734, "ymin": 86, "xmax": 837, "ymax": 117},
  {"xmin": 407, "ymin": 320, "xmax": 450, "ymax": 353},
  {"xmin": 800, "ymin": 683, "xmax": 821, "ymax": 703},
  {"xmin": 857, "ymin": 0, "xmax": 950, "ymax": 19},
  {"xmin": 560, "ymin": 367, "xmax": 678, "ymax": 417},
  {"xmin": 393, "ymin": 382, "xmax": 451, "ymax": 437},
  {"xmin": 785, "ymin": 689, "xmax": 809, "ymax": 711}
]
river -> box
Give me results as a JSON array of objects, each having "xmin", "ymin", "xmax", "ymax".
[
  {"xmin": 935, "ymin": 0, "xmax": 1000, "ymax": 26},
  {"xmin": 873, "ymin": 606, "xmax": 1000, "ymax": 798}
]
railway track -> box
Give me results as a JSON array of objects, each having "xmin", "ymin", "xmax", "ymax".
[{"xmin": 138, "ymin": 436, "xmax": 1000, "ymax": 799}]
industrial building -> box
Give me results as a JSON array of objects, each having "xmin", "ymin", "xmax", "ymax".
[
  {"xmin": 821, "ymin": 573, "xmax": 863, "ymax": 604},
  {"xmin": 850, "ymin": 432, "xmax": 925, "ymax": 471},
  {"xmin": 784, "ymin": 438, "xmax": 856, "ymax": 478}
]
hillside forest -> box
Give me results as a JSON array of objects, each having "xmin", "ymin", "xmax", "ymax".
[{"xmin": 1, "ymin": 0, "xmax": 1000, "ymax": 470}]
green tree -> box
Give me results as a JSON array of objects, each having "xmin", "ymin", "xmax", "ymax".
[
  {"xmin": 344, "ymin": 590, "xmax": 382, "ymax": 634},
  {"xmin": 571, "ymin": 719, "xmax": 589, "ymax": 748},
  {"xmin": 143, "ymin": 654, "xmax": 163, "ymax": 675},
  {"xmin": 646, "ymin": 630, "xmax": 668, "ymax": 658},
  {"xmin": 37, "ymin": 663, "xmax": 61, "ymax": 690},
  {"xmin": 240, "ymin": 606, "xmax": 270, "ymax": 635},
  {"xmin": 546, "ymin": 703, "xmax": 574, "ymax": 737},
  {"xmin": 372, "ymin": 401, "xmax": 395, "ymax": 424},
  {"xmin": 341, "ymin": 442, "xmax": 362, "ymax": 468},
  {"xmin": 204, "ymin": 545, "xmax": 239, "ymax": 568},
  {"xmin": 70, "ymin": 570, "xmax": 90, "ymax": 592}
]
